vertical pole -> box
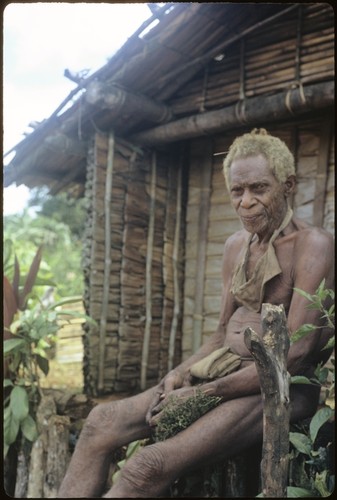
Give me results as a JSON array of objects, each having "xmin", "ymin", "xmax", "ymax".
[
  {"xmin": 98, "ymin": 132, "xmax": 114, "ymax": 393},
  {"xmin": 141, "ymin": 151, "xmax": 156, "ymax": 390}
]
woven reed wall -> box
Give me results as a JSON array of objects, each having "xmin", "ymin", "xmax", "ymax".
[{"xmin": 82, "ymin": 133, "xmax": 186, "ymax": 395}]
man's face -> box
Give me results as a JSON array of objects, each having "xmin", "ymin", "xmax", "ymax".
[{"xmin": 229, "ymin": 154, "xmax": 288, "ymax": 237}]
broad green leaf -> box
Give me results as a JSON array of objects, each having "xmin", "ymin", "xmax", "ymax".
[
  {"xmin": 293, "ymin": 288, "xmax": 315, "ymax": 302},
  {"xmin": 3, "ymin": 379, "xmax": 14, "ymax": 388},
  {"xmin": 289, "ymin": 432, "xmax": 312, "ymax": 455},
  {"xmin": 4, "ymin": 406, "xmax": 12, "ymax": 421},
  {"xmin": 323, "ymin": 336, "xmax": 335, "ymax": 350},
  {"xmin": 21, "ymin": 414, "xmax": 38, "ymax": 442},
  {"xmin": 4, "ymin": 412, "xmax": 20, "ymax": 446},
  {"xmin": 3, "ymin": 338, "xmax": 25, "ymax": 355},
  {"xmin": 290, "ymin": 376, "xmax": 314, "ymax": 385},
  {"xmin": 290, "ymin": 324, "xmax": 316, "ymax": 343},
  {"xmin": 309, "ymin": 407, "xmax": 333, "ymax": 443},
  {"xmin": 286, "ymin": 486, "xmax": 315, "ymax": 497},
  {"xmin": 316, "ymin": 367, "xmax": 329, "ymax": 384},
  {"xmin": 126, "ymin": 440, "xmax": 142, "ymax": 459},
  {"xmin": 10, "ymin": 386, "xmax": 29, "ymax": 422},
  {"xmin": 36, "ymin": 354, "xmax": 49, "ymax": 376}
]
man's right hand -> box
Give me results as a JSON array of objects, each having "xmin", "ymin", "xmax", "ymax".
[{"xmin": 145, "ymin": 368, "xmax": 192, "ymax": 426}]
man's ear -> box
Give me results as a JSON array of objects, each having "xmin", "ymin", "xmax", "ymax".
[{"xmin": 284, "ymin": 175, "xmax": 296, "ymax": 197}]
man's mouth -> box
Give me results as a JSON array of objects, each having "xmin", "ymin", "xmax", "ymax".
[{"xmin": 240, "ymin": 214, "xmax": 263, "ymax": 224}]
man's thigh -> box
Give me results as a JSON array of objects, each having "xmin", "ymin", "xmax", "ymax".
[{"xmin": 159, "ymin": 393, "xmax": 264, "ymax": 473}]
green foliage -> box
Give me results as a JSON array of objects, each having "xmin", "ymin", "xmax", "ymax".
[
  {"xmin": 28, "ymin": 187, "xmax": 87, "ymax": 240},
  {"xmin": 288, "ymin": 280, "xmax": 335, "ymax": 497},
  {"xmin": 293, "ymin": 279, "xmax": 335, "ymax": 345},
  {"xmin": 4, "ymin": 188, "xmax": 86, "ymax": 297},
  {"xmin": 3, "ymin": 247, "xmax": 96, "ymax": 459},
  {"xmin": 111, "ymin": 440, "xmax": 146, "ymax": 485}
]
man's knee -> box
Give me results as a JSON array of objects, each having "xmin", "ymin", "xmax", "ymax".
[
  {"xmin": 79, "ymin": 401, "xmax": 122, "ymax": 451},
  {"xmin": 116, "ymin": 443, "xmax": 167, "ymax": 495}
]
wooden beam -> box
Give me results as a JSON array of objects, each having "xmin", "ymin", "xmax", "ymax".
[
  {"xmin": 85, "ymin": 81, "xmax": 173, "ymax": 124},
  {"xmin": 44, "ymin": 133, "xmax": 87, "ymax": 156},
  {"xmin": 131, "ymin": 81, "xmax": 334, "ymax": 145}
]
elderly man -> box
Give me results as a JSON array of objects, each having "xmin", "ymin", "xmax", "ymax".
[{"xmin": 59, "ymin": 129, "xmax": 334, "ymax": 498}]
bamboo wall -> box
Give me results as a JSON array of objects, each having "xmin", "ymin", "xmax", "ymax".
[
  {"xmin": 182, "ymin": 116, "xmax": 334, "ymax": 360},
  {"xmin": 82, "ymin": 133, "xmax": 186, "ymax": 395}
]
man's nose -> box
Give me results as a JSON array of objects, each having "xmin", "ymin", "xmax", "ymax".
[{"xmin": 240, "ymin": 189, "xmax": 255, "ymax": 208}]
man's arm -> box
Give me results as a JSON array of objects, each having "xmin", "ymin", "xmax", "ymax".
[{"xmin": 286, "ymin": 228, "xmax": 334, "ymax": 375}]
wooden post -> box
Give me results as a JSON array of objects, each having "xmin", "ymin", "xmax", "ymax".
[
  {"xmin": 244, "ymin": 303, "xmax": 290, "ymax": 498},
  {"xmin": 27, "ymin": 395, "xmax": 71, "ymax": 498}
]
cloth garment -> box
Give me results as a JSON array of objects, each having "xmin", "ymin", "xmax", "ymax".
[
  {"xmin": 190, "ymin": 346, "xmax": 241, "ymax": 380},
  {"xmin": 230, "ymin": 206, "xmax": 293, "ymax": 313}
]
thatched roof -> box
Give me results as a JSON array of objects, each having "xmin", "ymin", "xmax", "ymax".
[{"xmin": 4, "ymin": 3, "xmax": 334, "ymax": 195}]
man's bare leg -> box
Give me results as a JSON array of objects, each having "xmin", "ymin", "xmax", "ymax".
[
  {"xmin": 104, "ymin": 393, "xmax": 263, "ymax": 497},
  {"xmin": 58, "ymin": 387, "xmax": 156, "ymax": 498},
  {"xmin": 105, "ymin": 385, "xmax": 319, "ymax": 498}
]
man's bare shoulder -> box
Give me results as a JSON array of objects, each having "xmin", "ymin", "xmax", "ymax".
[
  {"xmin": 224, "ymin": 229, "xmax": 248, "ymax": 250},
  {"xmin": 292, "ymin": 218, "xmax": 334, "ymax": 251}
]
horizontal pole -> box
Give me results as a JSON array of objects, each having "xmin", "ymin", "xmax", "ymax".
[{"xmin": 130, "ymin": 81, "xmax": 334, "ymax": 145}]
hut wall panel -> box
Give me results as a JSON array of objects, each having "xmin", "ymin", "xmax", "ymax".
[{"xmin": 83, "ymin": 133, "xmax": 186, "ymax": 394}]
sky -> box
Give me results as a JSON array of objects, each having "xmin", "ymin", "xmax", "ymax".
[{"xmin": 3, "ymin": 2, "xmax": 152, "ymax": 214}]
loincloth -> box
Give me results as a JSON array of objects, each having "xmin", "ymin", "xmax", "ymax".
[{"xmin": 190, "ymin": 346, "xmax": 241, "ymax": 381}]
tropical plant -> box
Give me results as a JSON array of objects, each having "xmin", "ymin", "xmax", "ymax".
[
  {"xmin": 3, "ymin": 245, "xmax": 95, "ymax": 460},
  {"xmin": 287, "ymin": 280, "xmax": 335, "ymax": 497}
]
